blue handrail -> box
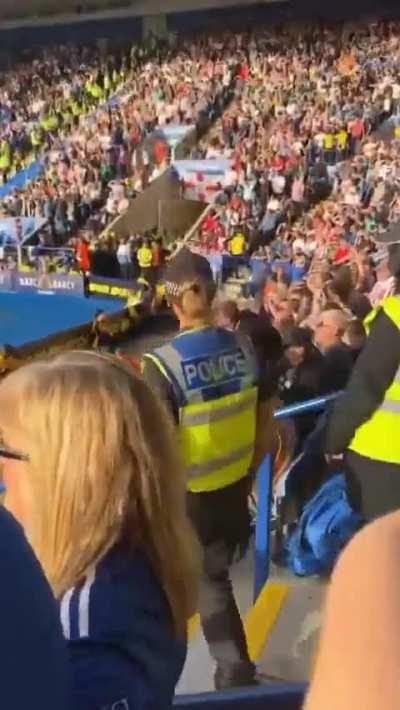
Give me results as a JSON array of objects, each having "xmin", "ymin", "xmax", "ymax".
[
  {"xmin": 175, "ymin": 683, "xmax": 306, "ymax": 710},
  {"xmin": 274, "ymin": 392, "xmax": 340, "ymax": 421},
  {"xmin": 254, "ymin": 392, "xmax": 339, "ymax": 600}
]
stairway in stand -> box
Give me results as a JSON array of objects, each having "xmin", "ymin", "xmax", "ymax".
[{"xmin": 176, "ymin": 551, "xmax": 326, "ymax": 695}]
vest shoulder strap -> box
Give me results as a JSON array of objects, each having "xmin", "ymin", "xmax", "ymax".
[
  {"xmin": 144, "ymin": 345, "xmax": 187, "ymax": 407},
  {"xmin": 382, "ymin": 295, "xmax": 400, "ymax": 329},
  {"xmin": 363, "ymin": 305, "xmax": 379, "ymax": 334}
]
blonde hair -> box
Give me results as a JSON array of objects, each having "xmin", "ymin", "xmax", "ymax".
[
  {"xmin": 0, "ymin": 351, "xmax": 200, "ymax": 636},
  {"xmin": 175, "ymin": 280, "xmax": 216, "ymax": 322}
]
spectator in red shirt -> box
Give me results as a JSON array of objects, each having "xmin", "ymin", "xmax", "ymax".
[
  {"xmin": 239, "ymin": 62, "xmax": 249, "ymax": 81},
  {"xmin": 348, "ymin": 117, "xmax": 365, "ymax": 154},
  {"xmin": 154, "ymin": 139, "xmax": 168, "ymax": 166},
  {"xmin": 271, "ymin": 154, "xmax": 287, "ymax": 172},
  {"xmin": 334, "ymin": 242, "xmax": 351, "ymax": 266},
  {"xmin": 76, "ymin": 234, "xmax": 90, "ymax": 273},
  {"xmin": 201, "ymin": 210, "xmax": 218, "ymax": 234}
]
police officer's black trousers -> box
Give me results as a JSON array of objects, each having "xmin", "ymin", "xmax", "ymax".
[
  {"xmin": 187, "ymin": 477, "xmax": 256, "ymax": 689},
  {"xmin": 346, "ymin": 450, "xmax": 400, "ymax": 522}
]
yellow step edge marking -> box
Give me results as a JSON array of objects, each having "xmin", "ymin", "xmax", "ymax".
[
  {"xmin": 188, "ymin": 613, "xmax": 201, "ymax": 641},
  {"xmin": 188, "ymin": 581, "xmax": 290, "ymax": 658},
  {"xmin": 244, "ymin": 582, "xmax": 290, "ymax": 662}
]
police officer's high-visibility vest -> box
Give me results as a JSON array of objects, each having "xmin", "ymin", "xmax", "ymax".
[
  {"xmin": 230, "ymin": 233, "xmax": 245, "ymax": 256},
  {"xmin": 350, "ymin": 295, "xmax": 400, "ymax": 464},
  {"xmin": 336, "ymin": 130, "xmax": 348, "ymax": 149},
  {"xmin": 144, "ymin": 327, "xmax": 258, "ymax": 493},
  {"xmin": 323, "ymin": 133, "xmax": 335, "ymax": 150},
  {"xmin": 138, "ymin": 246, "xmax": 153, "ymax": 269}
]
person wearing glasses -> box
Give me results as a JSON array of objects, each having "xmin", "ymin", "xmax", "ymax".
[
  {"xmin": 313, "ymin": 306, "xmax": 353, "ymax": 394},
  {"xmin": 0, "ymin": 351, "xmax": 200, "ymax": 710}
]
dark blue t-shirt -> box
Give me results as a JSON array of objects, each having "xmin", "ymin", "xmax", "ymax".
[
  {"xmin": 0, "ymin": 507, "xmax": 70, "ymax": 709},
  {"xmin": 60, "ymin": 545, "xmax": 187, "ymax": 710}
]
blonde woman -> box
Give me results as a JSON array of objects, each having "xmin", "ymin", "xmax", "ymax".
[{"xmin": 0, "ymin": 351, "xmax": 200, "ymax": 710}]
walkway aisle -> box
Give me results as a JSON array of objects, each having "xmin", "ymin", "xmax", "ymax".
[{"xmin": 176, "ymin": 554, "xmax": 326, "ymax": 695}]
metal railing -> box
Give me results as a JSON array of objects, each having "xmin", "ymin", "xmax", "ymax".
[
  {"xmin": 254, "ymin": 392, "xmax": 339, "ymax": 600},
  {"xmin": 175, "ymin": 683, "xmax": 306, "ymax": 710}
]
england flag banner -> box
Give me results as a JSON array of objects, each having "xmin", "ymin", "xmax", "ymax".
[
  {"xmin": 152, "ymin": 124, "xmax": 196, "ymax": 149},
  {"xmin": 172, "ymin": 159, "xmax": 236, "ymax": 203}
]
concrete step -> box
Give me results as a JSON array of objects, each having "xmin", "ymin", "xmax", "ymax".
[
  {"xmin": 176, "ymin": 556, "xmax": 325, "ymax": 696},
  {"xmin": 257, "ymin": 570, "xmax": 326, "ymax": 683}
]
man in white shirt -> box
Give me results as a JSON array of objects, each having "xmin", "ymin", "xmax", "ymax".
[
  {"xmin": 271, "ymin": 171, "xmax": 286, "ymax": 196},
  {"xmin": 117, "ymin": 237, "xmax": 131, "ymax": 280}
]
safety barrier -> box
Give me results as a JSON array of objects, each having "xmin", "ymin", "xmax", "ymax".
[
  {"xmin": 175, "ymin": 684, "xmax": 306, "ymax": 710},
  {"xmin": 254, "ymin": 392, "xmax": 339, "ymax": 599}
]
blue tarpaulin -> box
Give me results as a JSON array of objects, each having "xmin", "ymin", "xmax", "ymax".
[
  {"xmin": 0, "ymin": 291, "xmax": 123, "ymax": 347},
  {"xmin": 0, "ymin": 160, "xmax": 44, "ymax": 199}
]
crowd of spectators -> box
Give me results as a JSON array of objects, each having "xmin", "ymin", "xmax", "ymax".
[
  {"xmin": 185, "ymin": 20, "xmax": 400, "ymax": 430},
  {"xmin": 0, "ymin": 29, "xmax": 240, "ymax": 274},
  {"xmin": 1, "ymin": 21, "xmax": 400, "ymax": 396},
  {"xmin": 2, "ymin": 21, "xmax": 400, "ymax": 404},
  {"xmin": 2, "ymin": 15, "xmax": 400, "ymax": 710},
  {"xmin": 5, "ymin": 231, "xmax": 170, "ymax": 284}
]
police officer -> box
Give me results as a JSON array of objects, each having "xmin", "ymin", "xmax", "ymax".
[
  {"xmin": 229, "ymin": 227, "xmax": 247, "ymax": 279},
  {"xmin": 142, "ymin": 248, "xmax": 275, "ymax": 689},
  {"xmin": 137, "ymin": 239, "xmax": 153, "ymax": 280},
  {"xmin": 324, "ymin": 223, "xmax": 400, "ymax": 520}
]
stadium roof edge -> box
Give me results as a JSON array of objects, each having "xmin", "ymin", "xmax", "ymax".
[{"xmin": 0, "ymin": 0, "xmax": 286, "ymax": 30}]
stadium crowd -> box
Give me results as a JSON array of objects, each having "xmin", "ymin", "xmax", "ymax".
[
  {"xmin": 2, "ymin": 15, "xmax": 400, "ymax": 710},
  {"xmin": 0, "ymin": 31, "xmax": 239, "ymax": 249},
  {"xmin": 185, "ymin": 19, "xmax": 400, "ymax": 418},
  {"xmin": 3, "ymin": 20, "xmax": 400, "ymax": 286}
]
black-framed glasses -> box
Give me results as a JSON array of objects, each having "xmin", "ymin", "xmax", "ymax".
[{"xmin": 0, "ymin": 444, "xmax": 28, "ymax": 462}]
